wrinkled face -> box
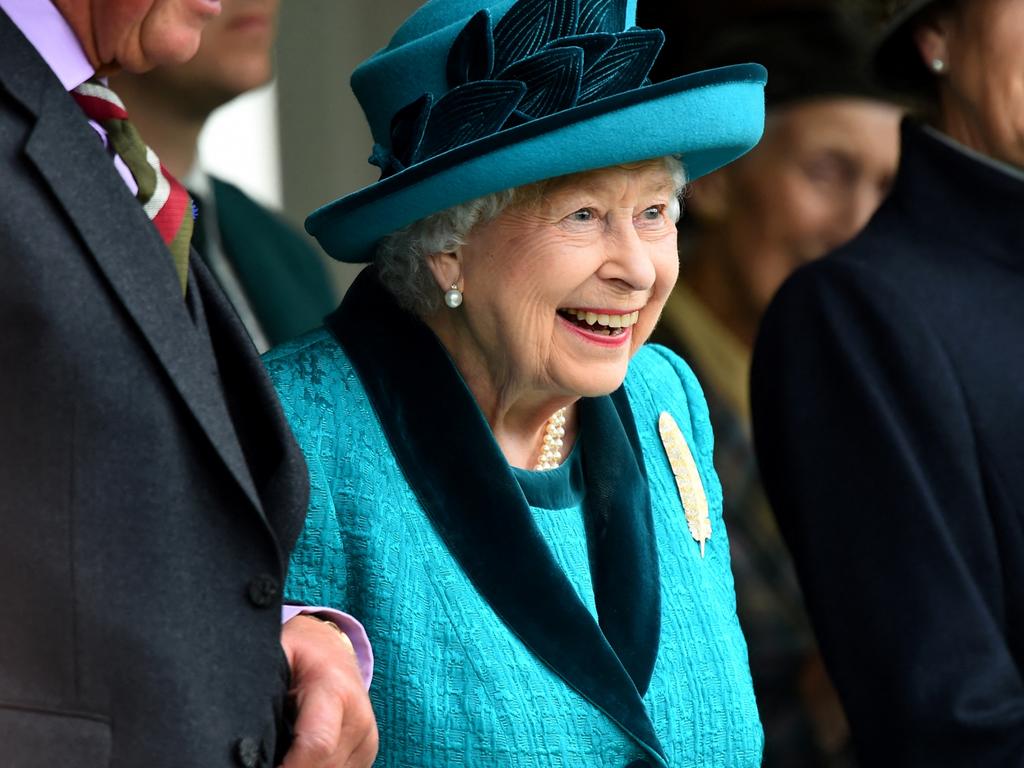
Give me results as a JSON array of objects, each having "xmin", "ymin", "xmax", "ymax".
[
  {"xmin": 691, "ymin": 97, "xmax": 902, "ymax": 320},
  {"xmin": 140, "ymin": 0, "xmax": 279, "ymax": 112},
  {"xmin": 920, "ymin": 0, "xmax": 1024, "ymax": 168},
  {"xmin": 56, "ymin": 0, "xmax": 222, "ymax": 73},
  {"xmin": 442, "ymin": 163, "xmax": 680, "ymax": 401}
]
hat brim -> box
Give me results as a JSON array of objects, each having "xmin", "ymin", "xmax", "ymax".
[{"xmin": 306, "ymin": 62, "xmax": 767, "ymax": 263}]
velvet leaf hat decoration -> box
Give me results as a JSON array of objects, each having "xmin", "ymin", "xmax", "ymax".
[{"xmin": 307, "ymin": 0, "xmax": 767, "ymax": 263}]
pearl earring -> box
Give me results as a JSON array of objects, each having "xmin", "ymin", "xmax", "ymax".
[
  {"xmin": 444, "ymin": 283, "xmax": 463, "ymax": 309},
  {"xmin": 931, "ymin": 58, "xmax": 945, "ymax": 73}
]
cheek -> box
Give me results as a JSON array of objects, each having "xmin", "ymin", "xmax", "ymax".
[
  {"xmin": 768, "ymin": 179, "xmax": 846, "ymax": 260},
  {"xmin": 467, "ymin": 259, "xmax": 556, "ymax": 348},
  {"xmin": 634, "ymin": 242, "xmax": 679, "ymax": 346},
  {"xmin": 653, "ymin": 241, "xmax": 680, "ymax": 301},
  {"xmin": 998, "ymin": 72, "xmax": 1024, "ymax": 150}
]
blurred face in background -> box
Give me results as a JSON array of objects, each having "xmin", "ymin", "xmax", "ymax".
[
  {"xmin": 914, "ymin": 0, "xmax": 1024, "ymax": 169},
  {"xmin": 138, "ymin": 0, "xmax": 279, "ymax": 115},
  {"xmin": 687, "ymin": 97, "xmax": 902, "ymax": 326}
]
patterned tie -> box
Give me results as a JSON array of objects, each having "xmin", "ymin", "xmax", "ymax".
[{"xmin": 72, "ymin": 79, "xmax": 193, "ymax": 296}]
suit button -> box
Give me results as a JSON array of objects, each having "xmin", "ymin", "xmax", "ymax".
[
  {"xmin": 234, "ymin": 736, "xmax": 261, "ymax": 768},
  {"xmin": 247, "ymin": 574, "xmax": 280, "ymax": 608}
]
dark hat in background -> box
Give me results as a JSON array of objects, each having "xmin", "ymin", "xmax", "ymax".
[
  {"xmin": 870, "ymin": 0, "xmax": 946, "ymax": 94},
  {"xmin": 645, "ymin": 3, "xmax": 898, "ymax": 109}
]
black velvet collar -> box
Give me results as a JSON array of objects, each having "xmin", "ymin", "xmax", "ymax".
[{"xmin": 327, "ymin": 269, "xmax": 664, "ymax": 763}]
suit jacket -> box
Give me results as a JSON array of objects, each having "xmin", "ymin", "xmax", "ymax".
[
  {"xmin": 195, "ymin": 178, "xmax": 337, "ymax": 348},
  {"xmin": 0, "ymin": 12, "xmax": 309, "ymax": 767},
  {"xmin": 751, "ymin": 121, "xmax": 1024, "ymax": 766},
  {"xmin": 263, "ymin": 270, "xmax": 764, "ymax": 767}
]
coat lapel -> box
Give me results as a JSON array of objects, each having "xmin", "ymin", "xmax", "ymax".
[
  {"xmin": 328, "ymin": 269, "xmax": 665, "ymax": 764},
  {"xmin": 583, "ymin": 388, "xmax": 662, "ymax": 698},
  {"xmin": 1, "ymin": 18, "xmax": 263, "ymax": 516}
]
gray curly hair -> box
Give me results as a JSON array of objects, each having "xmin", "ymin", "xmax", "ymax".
[{"xmin": 375, "ymin": 156, "xmax": 687, "ymax": 316}]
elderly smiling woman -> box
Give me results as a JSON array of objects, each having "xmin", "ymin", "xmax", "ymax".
[{"xmin": 264, "ymin": 0, "xmax": 766, "ymax": 765}]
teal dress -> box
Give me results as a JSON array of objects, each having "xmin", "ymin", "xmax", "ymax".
[{"xmin": 264, "ymin": 270, "xmax": 762, "ymax": 767}]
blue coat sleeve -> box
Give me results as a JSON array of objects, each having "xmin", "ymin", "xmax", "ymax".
[{"xmin": 263, "ymin": 340, "xmax": 351, "ymax": 612}]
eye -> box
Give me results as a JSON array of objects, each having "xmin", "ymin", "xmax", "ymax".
[
  {"xmin": 636, "ymin": 204, "xmax": 672, "ymax": 228},
  {"xmin": 803, "ymin": 154, "xmax": 856, "ymax": 188},
  {"xmin": 567, "ymin": 208, "xmax": 596, "ymax": 222}
]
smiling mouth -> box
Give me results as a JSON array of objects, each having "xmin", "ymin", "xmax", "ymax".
[{"xmin": 557, "ymin": 308, "xmax": 640, "ymax": 337}]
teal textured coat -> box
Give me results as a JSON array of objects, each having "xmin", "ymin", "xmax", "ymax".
[{"xmin": 264, "ymin": 272, "xmax": 762, "ymax": 767}]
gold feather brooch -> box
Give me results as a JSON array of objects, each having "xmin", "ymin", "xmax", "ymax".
[{"xmin": 658, "ymin": 411, "xmax": 712, "ymax": 558}]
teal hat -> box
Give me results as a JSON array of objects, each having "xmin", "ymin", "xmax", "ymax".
[{"xmin": 306, "ymin": 0, "xmax": 767, "ymax": 263}]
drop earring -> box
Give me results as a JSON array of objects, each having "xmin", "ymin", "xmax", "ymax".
[
  {"xmin": 444, "ymin": 283, "xmax": 463, "ymax": 309},
  {"xmin": 931, "ymin": 58, "xmax": 945, "ymax": 73}
]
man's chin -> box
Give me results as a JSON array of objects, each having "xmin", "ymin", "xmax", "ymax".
[{"xmin": 119, "ymin": 32, "xmax": 203, "ymax": 74}]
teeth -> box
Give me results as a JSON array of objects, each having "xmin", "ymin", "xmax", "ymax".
[{"xmin": 563, "ymin": 308, "xmax": 641, "ymax": 328}]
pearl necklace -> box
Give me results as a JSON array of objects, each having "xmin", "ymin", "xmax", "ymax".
[{"xmin": 535, "ymin": 407, "xmax": 568, "ymax": 470}]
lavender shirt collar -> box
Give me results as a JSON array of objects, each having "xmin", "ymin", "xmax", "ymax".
[
  {"xmin": 0, "ymin": 0, "xmax": 94, "ymax": 90},
  {"xmin": 1, "ymin": 0, "xmax": 139, "ymax": 192}
]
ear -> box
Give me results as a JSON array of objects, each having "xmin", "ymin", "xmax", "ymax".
[
  {"xmin": 686, "ymin": 168, "xmax": 733, "ymax": 224},
  {"xmin": 425, "ymin": 249, "xmax": 463, "ymax": 293},
  {"xmin": 912, "ymin": 7, "xmax": 954, "ymax": 73}
]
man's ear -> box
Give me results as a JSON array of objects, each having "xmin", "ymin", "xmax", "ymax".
[
  {"xmin": 425, "ymin": 250, "xmax": 463, "ymax": 293},
  {"xmin": 687, "ymin": 168, "xmax": 733, "ymax": 225}
]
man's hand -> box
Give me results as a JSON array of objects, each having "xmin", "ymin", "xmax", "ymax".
[{"xmin": 280, "ymin": 615, "xmax": 379, "ymax": 768}]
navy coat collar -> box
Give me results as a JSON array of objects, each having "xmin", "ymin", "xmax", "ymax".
[
  {"xmin": 327, "ymin": 269, "xmax": 666, "ymax": 764},
  {"xmin": 895, "ymin": 121, "xmax": 1024, "ymax": 271}
]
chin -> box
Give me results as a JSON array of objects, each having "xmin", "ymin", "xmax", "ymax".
[
  {"xmin": 564, "ymin": 365, "xmax": 630, "ymax": 399},
  {"xmin": 152, "ymin": 30, "xmax": 204, "ymax": 66},
  {"xmin": 119, "ymin": 35, "xmax": 201, "ymax": 72}
]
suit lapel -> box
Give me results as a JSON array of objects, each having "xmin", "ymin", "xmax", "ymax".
[
  {"xmin": 1, "ymin": 22, "xmax": 263, "ymax": 516},
  {"xmin": 328, "ymin": 270, "xmax": 665, "ymax": 765}
]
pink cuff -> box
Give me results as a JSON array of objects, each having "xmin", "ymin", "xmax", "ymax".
[{"xmin": 281, "ymin": 605, "xmax": 374, "ymax": 690}]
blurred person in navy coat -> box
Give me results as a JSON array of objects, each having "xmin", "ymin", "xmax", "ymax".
[
  {"xmin": 751, "ymin": 0, "xmax": 1024, "ymax": 764},
  {"xmin": 649, "ymin": 7, "xmax": 903, "ymax": 765}
]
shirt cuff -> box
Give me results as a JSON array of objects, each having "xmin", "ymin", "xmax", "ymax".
[{"xmin": 281, "ymin": 605, "xmax": 374, "ymax": 690}]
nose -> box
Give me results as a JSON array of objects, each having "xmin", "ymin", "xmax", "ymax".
[{"xmin": 597, "ymin": 220, "xmax": 659, "ymax": 292}]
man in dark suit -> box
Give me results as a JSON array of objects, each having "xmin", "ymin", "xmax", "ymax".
[
  {"xmin": 0, "ymin": 1, "xmax": 376, "ymax": 766},
  {"xmin": 111, "ymin": 0, "xmax": 338, "ymax": 353}
]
